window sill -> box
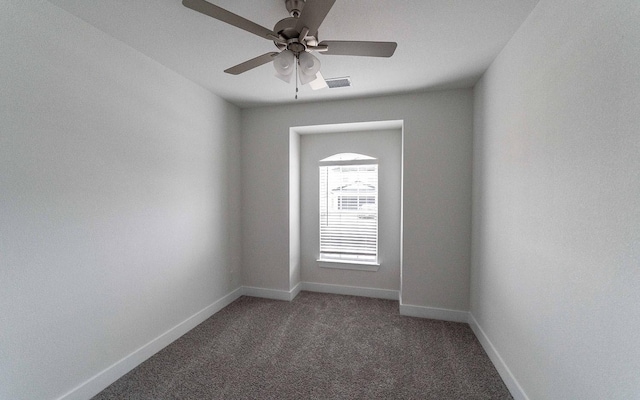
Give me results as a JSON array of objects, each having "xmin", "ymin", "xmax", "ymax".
[{"xmin": 317, "ymin": 259, "xmax": 380, "ymax": 272}]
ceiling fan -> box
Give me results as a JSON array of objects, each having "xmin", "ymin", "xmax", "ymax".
[{"xmin": 182, "ymin": 0, "xmax": 397, "ymax": 91}]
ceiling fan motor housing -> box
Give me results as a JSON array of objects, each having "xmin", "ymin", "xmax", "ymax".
[{"xmin": 273, "ymin": 16, "xmax": 318, "ymax": 54}]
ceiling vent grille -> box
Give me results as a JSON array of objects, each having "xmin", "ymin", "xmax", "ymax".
[{"xmin": 325, "ymin": 77, "xmax": 352, "ymax": 89}]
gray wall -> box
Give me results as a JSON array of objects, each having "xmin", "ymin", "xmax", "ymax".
[
  {"xmin": 0, "ymin": 3, "xmax": 241, "ymax": 399},
  {"xmin": 299, "ymin": 129, "xmax": 402, "ymax": 290},
  {"xmin": 289, "ymin": 131, "xmax": 301, "ymax": 289},
  {"xmin": 241, "ymin": 90, "xmax": 473, "ymax": 310},
  {"xmin": 471, "ymin": 0, "xmax": 640, "ymax": 398}
]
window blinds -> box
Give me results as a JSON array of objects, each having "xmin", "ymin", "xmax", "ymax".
[{"xmin": 319, "ymin": 162, "xmax": 378, "ymax": 263}]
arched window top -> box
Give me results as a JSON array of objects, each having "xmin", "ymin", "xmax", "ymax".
[
  {"xmin": 320, "ymin": 153, "xmax": 376, "ymax": 162},
  {"xmin": 320, "ymin": 153, "xmax": 376, "ymax": 165}
]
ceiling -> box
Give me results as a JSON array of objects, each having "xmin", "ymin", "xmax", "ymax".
[{"xmin": 47, "ymin": 0, "xmax": 540, "ymax": 108}]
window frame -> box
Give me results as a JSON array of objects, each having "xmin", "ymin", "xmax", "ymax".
[{"xmin": 317, "ymin": 155, "xmax": 379, "ymax": 268}]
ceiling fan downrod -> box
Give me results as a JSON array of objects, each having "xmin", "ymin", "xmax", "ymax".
[{"xmin": 285, "ymin": 0, "xmax": 305, "ymax": 18}]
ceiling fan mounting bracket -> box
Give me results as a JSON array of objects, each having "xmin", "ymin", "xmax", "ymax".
[{"xmin": 285, "ymin": 0, "xmax": 305, "ymax": 18}]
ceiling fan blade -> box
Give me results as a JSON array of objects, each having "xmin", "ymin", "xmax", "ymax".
[
  {"xmin": 183, "ymin": 0, "xmax": 275, "ymax": 40},
  {"xmin": 318, "ymin": 41, "xmax": 398, "ymax": 57},
  {"xmin": 295, "ymin": 0, "xmax": 337, "ymax": 37},
  {"xmin": 224, "ymin": 52, "xmax": 279, "ymax": 75},
  {"xmin": 309, "ymin": 71, "xmax": 328, "ymax": 90}
]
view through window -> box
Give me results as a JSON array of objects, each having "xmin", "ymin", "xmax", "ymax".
[{"xmin": 319, "ymin": 153, "xmax": 378, "ymax": 264}]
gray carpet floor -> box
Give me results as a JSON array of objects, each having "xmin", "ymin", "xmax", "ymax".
[{"xmin": 93, "ymin": 292, "xmax": 512, "ymax": 399}]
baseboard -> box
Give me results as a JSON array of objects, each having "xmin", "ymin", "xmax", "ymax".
[
  {"xmin": 56, "ymin": 287, "xmax": 244, "ymax": 400},
  {"xmin": 290, "ymin": 281, "xmax": 303, "ymax": 300},
  {"xmin": 468, "ymin": 313, "xmax": 529, "ymax": 400},
  {"xmin": 301, "ymin": 282, "xmax": 400, "ymax": 300},
  {"xmin": 242, "ymin": 285, "xmax": 299, "ymax": 301},
  {"xmin": 399, "ymin": 303, "xmax": 469, "ymax": 323}
]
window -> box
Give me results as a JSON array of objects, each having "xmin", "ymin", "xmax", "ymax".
[{"xmin": 319, "ymin": 153, "xmax": 378, "ymax": 264}]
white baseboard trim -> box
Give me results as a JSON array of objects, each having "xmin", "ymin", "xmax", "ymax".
[
  {"xmin": 468, "ymin": 313, "xmax": 529, "ymax": 400},
  {"xmin": 399, "ymin": 303, "xmax": 469, "ymax": 323},
  {"xmin": 242, "ymin": 285, "xmax": 298, "ymax": 301},
  {"xmin": 57, "ymin": 287, "xmax": 244, "ymax": 400},
  {"xmin": 241, "ymin": 282, "xmax": 399, "ymax": 301},
  {"xmin": 301, "ymin": 282, "xmax": 400, "ymax": 300},
  {"xmin": 290, "ymin": 282, "xmax": 303, "ymax": 300}
]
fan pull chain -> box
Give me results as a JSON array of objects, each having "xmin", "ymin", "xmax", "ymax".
[{"xmin": 295, "ymin": 59, "xmax": 299, "ymax": 100}]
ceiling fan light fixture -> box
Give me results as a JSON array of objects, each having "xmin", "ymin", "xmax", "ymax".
[
  {"xmin": 274, "ymin": 72, "xmax": 293, "ymax": 83},
  {"xmin": 298, "ymin": 52, "xmax": 321, "ymax": 85},
  {"xmin": 273, "ymin": 49, "xmax": 295, "ymax": 81}
]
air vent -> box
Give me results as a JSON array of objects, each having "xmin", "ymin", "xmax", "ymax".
[{"xmin": 325, "ymin": 77, "xmax": 352, "ymax": 89}]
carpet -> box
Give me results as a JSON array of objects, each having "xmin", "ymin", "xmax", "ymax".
[{"xmin": 93, "ymin": 291, "xmax": 512, "ymax": 399}]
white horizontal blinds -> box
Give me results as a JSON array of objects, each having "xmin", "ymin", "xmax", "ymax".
[{"xmin": 319, "ymin": 157, "xmax": 378, "ymax": 263}]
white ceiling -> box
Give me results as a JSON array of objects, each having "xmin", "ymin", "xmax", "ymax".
[{"xmin": 47, "ymin": 0, "xmax": 539, "ymax": 108}]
